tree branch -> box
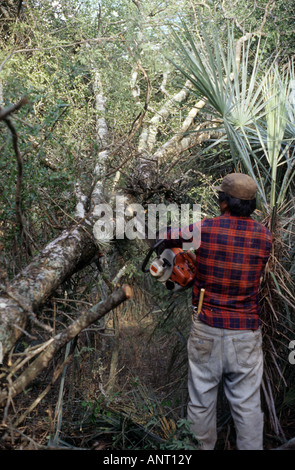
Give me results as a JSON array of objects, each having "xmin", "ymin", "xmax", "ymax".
[
  {"xmin": 0, "ymin": 97, "xmax": 31, "ymax": 253},
  {"xmin": 0, "ymin": 97, "xmax": 28, "ymax": 121}
]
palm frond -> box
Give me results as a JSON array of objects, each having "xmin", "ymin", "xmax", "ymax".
[
  {"xmin": 169, "ymin": 22, "xmax": 274, "ymax": 206},
  {"xmin": 169, "ymin": 22, "xmax": 295, "ymax": 220}
]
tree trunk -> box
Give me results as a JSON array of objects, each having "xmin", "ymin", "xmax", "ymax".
[{"xmin": 0, "ymin": 221, "xmax": 97, "ymax": 361}]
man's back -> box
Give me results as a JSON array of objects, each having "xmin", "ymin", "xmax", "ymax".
[{"xmin": 193, "ymin": 212, "xmax": 272, "ymax": 329}]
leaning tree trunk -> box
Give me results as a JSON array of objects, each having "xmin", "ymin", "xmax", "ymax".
[
  {"xmin": 0, "ymin": 29, "xmax": 255, "ymax": 415},
  {"xmin": 0, "ymin": 222, "xmax": 97, "ymax": 362}
]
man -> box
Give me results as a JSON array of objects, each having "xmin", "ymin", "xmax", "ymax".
[{"xmin": 166, "ymin": 173, "xmax": 272, "ymax": 450}]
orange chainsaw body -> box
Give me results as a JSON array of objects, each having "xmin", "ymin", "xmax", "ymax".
[
  {"xmin": 142, "ymin": 240, "xmax": 197, "ymax": 292},
  {"xmin": 169, "ymin": 247, "xmax": 197, "ymax": 288}
]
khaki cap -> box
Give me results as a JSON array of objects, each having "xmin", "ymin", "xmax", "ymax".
[{"xmin": 214, "ymin": 173, "xmax": 257, "ymax": 200}]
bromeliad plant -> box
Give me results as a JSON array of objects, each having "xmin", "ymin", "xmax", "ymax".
[{"xmin": 168, "ymin": 21, "xmax": 295, "ymax": 441}]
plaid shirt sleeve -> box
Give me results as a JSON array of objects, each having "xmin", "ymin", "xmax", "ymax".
[{"xmin": 166, "ymin": 212, "xmax": 272, "ymax": 330}]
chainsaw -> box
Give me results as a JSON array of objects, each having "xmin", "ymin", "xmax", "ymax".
[{"xmin": 141, "ymin": 239, "xmax": 197, "ymax": 292}]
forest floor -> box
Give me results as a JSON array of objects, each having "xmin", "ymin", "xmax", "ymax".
[{"xmin": 0, "ymin": 284, "xmax": 294, "ymax": 451}]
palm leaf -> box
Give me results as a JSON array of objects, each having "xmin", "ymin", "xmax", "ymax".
[
  {"xmin": 169, "ymin": 22, "xmax": 273, "ymax": 205},
  {"xmin": 169, "ymin": 21, "xmax": 295, "ymax": 217}
]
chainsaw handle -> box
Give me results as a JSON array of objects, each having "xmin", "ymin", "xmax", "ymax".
[
  {"xmin": 141, "ymin": 239, "xmax": 165, "ymax": 273},
  {"xmin": 141, "ymin": 246, "xmax": 155, "ymax": 273}
]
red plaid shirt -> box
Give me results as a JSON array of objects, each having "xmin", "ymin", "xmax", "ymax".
[{"xmin": 166, "ymin": 211, "xmax": 272, "ymax": 330}]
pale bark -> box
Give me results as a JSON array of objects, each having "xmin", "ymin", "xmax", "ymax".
[
  {"xmin": 138, "ymin": 80, "xmax": 194, "ymax": 158},
  {"xmin": 0, "ymin": 71, "xmax": 110, "ymax": 362},
  {"xmin": 0, "ymin": 222, "xmax": 97, "ymax": 361},
  {"xmin": 92, "ymin": 71, "xmax": 109, "ymax": 205},
  {"xmin": 74, "ymin": 182, "xmax": 87, "ymax": 219},
  {"xmin": 152, "ymin": 100, "xmax": 208, "ymax": 162},
  {"xmin": 153, "ymin": 120, "xmax": 214, "ymax": 165},
  {"xmin": 130, "ymin": 66, "xmax": 141, "ymax": 105}
]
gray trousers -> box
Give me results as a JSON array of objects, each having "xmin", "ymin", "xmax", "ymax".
[{"xmin": 187, "ymin": 317, "xmax": 264, "ymax": 450}]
